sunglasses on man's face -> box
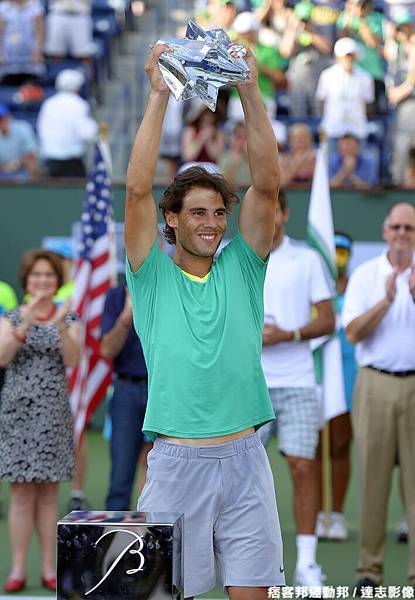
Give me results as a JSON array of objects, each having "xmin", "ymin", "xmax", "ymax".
[{"xmin": 388, "ymin": 224, "xmax": 415, "ymax": 232}]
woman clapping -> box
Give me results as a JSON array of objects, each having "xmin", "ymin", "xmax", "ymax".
[{"xmin": 0, "ymin": 249, "xmax": 80, "ymax": 593}]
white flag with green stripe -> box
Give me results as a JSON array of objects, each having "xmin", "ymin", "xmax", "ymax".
[{"xmin": 307, "ymin": 145, "xmax": 347, "ymax": 422}]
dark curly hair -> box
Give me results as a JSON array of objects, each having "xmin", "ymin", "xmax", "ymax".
[{"xmin": 159, "ymin": 167, "xmax": 240, "ymax": 245}]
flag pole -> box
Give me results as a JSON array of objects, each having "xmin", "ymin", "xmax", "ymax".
[
  {"xmin": 98, "ymin": 121, "xmax": 117, "ymax": 286},
  {"xmin": 319, "ymin": 129, "xmax": 332, "ymax": 534}
]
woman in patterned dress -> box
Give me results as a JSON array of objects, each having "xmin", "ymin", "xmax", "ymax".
[{"xmin": 0, "ymin": 249, "xmax": 80, "ymax": 593}]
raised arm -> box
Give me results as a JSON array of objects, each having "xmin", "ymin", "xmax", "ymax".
[
  {"xmin": 236, "ymin": 48, "xmax": 280, "ymax": 260},
  {"xmin": 125, "ymin": 45, "xmax": 171, "ymax": 272}
]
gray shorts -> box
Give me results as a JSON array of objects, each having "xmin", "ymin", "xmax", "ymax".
[
  {"xmin": 260, "ymin": 387, "xmax": 320, "ymax": 460},
  {"xmin": 137, "ymin": 432, "xmax": 285, "ymax": 598}
]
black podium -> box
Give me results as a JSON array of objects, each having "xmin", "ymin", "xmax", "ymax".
[{"xmin": 57, "ymin": 511, "xmax": 183, "ymax": 599}]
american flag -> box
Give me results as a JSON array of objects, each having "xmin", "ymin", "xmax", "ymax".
[{"xmin": 69, "ymin": 141, "xmax": 114, "ymax": 447}]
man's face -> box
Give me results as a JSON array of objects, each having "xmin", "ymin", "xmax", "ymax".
[
  {"xmin": 336, "ymin": 247, "xmax": 351, "ymax": 273},
  {"xmin": 383, "ymin": 204, "xmax": 415, "ymax": 256},
  {"xmin": 166, "ymin": 187, "xmax": 228, "ymax": 258},
  {"xmin": 339, "ymin": 53, "xmax": 356, "ymax": 71},
  {"xmin": 338, "ymin": 136, "xmax": 360, "ymax": 157},
  {"xmin": 219, "ymin": 3, "xmax": 237, "ymax": 28}
]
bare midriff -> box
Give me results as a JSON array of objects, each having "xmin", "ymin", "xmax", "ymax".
[{"xmin": 159, "ymin": 426, "xmax": 255, "ymax": 446}]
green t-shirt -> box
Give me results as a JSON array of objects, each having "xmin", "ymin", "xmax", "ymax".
[
  {"xmin": 126, "ymin": 232, "xmax": 275, "ymax": 440},
  {"xmin": 0, "ymin": 281, "xmax": 18, "ymax": 316},
  {"xmin": 336, "ymin": 11, "xmax": 385, "ymax": 81}
]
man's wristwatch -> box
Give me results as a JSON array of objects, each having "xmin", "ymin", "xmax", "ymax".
[{"xmin": 293, "ymin": 329, "xmax": 302, "ymax": 342}]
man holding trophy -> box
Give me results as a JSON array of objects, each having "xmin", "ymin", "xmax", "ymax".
[{"xmin": 124, "ymin": 24, "xmax": 284, "ymax": 599}]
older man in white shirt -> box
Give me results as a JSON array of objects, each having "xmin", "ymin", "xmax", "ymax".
[
  {"xmin": 37, "ymin": 69, "xmax": 98, "ymax": 177},
  {"xmin": 342, "ymin": 202, "xmax": 415, "ymax": 593}
]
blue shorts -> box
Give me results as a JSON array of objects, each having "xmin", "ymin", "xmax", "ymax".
[{"xmin": 137, "ymin": 432, "xmax": 285, "ymax": 597}]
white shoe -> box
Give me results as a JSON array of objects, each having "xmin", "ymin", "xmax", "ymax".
[
  {"xmin": 327, "ymin": 512, "xmax": 348, "ymax": 541},
  {"xmin": 294, "ymin": 563, "xmax": 326, "ymax": 588},
  {"xmin": 315, "ymin": 511, "xmax": 330, "ymax": 539},
  {"xmin": 396, "ymin": 517, "xmax": 409, "ymax": 543}
]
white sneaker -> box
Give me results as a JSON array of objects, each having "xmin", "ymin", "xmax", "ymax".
[
  {"xmin": 315, "ymin": 511, "xmax": 330, "ymax": 539},
  {"xmin": 396, "ymin": 517, "xmax": 409, "ymax": 543},
  {"xmin": 294, "ymin": 563, "xmax": 326, "ymax": 588},
  {"xmin": 327, "ymin": 512, "xmax": 348, "ymax": 541}
]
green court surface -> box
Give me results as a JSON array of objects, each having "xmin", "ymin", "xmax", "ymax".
[{"xmin": 0, "ymin": 431, "xmax": 409, "ymax": 598}]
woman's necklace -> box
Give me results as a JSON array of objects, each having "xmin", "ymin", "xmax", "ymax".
[{"xmin": 34, "ymin": 305, "xmax": 57, "ymax": 322}]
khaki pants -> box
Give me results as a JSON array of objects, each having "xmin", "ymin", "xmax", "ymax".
[{"xmin": 353, "ymin": 367, "xmax": 415, "ymax": 584}]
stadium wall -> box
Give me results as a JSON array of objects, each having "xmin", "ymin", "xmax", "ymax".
[{"xmin": 2, "ymin": 182, "xmax": 413, "ymax": 295}]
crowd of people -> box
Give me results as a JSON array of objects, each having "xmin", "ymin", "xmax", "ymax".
[
  {"xmin": 0, "ymin": 35, "xmax": 415, "ymax": 600},
  {"xmin": 156, "ymin": 0, "xmax": 415, "ymax": 188},
  {"xmin": 0, "ymin": 0, "xmax": 120, "ymax": 179},
  {"xmin": 1, "ymin": 0, "xmax": 415, "ymax": 186},
  {"xmin": 191, "ymin": 0, "xmax": 415, "ymax": 188},
  {"xmin": 0, "ymin": 1, "xmax": 415, "ymax": 598}
]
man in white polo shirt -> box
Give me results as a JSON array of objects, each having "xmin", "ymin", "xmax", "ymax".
[
  {"xmin": 316, "ymin": 37, "xmax": 374, "ymax": 145},
  {"xmin": 342, "ymin": 202, "xmax": 415, "ymax": 593},
  {"xmin": 260, "ymin": 190, "xmax": 335, "ymax": 587}
]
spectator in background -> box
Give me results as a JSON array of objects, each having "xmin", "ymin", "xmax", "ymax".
[
  {"xmin": 197, "ymin": 0, "xmax": 239, "ymax": 29},
  {"xmin": 337, "ymin": 0, "xmax": 386, "ymax": 113},
  {"xmin": 342, "ymin": 203, "xmax": 415, "ymax": 593},
  {"xmin": 228, "ymin": 11, "xmax": 288, "ymax": 120},
  {"xmin": 218, "ymin": 0, "xmax": 239, "ymax": 29},
  {"xmin": 280, "ymin": 1, "xmax": 332, "ymax": 117},
  {"xmin": 385, "ymin": 12, "xmax": 415, "ymax": 185},
  {"xmin": 255, "ymin": 0, "xmax": 293, "ymax": 51},
  {"xmin": 403, "ymin": 146, "xmax": 415, "ymax": 188},
  {"xmin": 0, "ymin": 102, "xmax": 39, "ymax": 178},
  {"xmin": 100, "ymin": 285, "xmax": 149, "ymax": 511},
  {"xmin": 316, "ymin": 232, "xmax": 355, "ymax": 541},
  {"xmin": 0, "ymin": 280, "xmax": 17, "ymax": 392},
  {"xmin": 0, "ymin": 0, "xmax": 45, "ymax": 86},
  {"xmin": 280, "ymin": 123, "xmax": 316, "ymax": 187},
  {"xmin": 37, "ymin": 69, "xmax": 98, "ymax": 177},
  {"xmin": 329, "ymin": 133, "xmax": 379, "ymax": 188},
  {"xmin": 316, "ymin": 37, "xmax": 375, "ymax": 146},
  {"xmin": 44, "ymin": 0, "xmax": 93, "ymax": 64},
  {"xmin": 383, "ymin": 0, "xmax": 415, "ymax": 22},
  {"xmin": 219, "ymin": 121, "xmax": 251, "ymax": 186},
  {"xmin": 42, "ymin": 239, "xmax": 75, "ymax": 302},
  {"xmin": 260, "ymin": 191, "xmax": 335, "ymax": 588},
  {"xmin": 0, "ymin": 249, "xmax": 80, "ymax": 593},
  {"xmin": 181, "ymin": 101, "xmax": 225, "ymax": 166}
]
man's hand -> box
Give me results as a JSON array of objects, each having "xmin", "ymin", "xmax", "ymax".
[
  {"xmin": 145, "ymin": 44, "xmax": 172, "ymax": 95},
  {"xmin": 234, "ymin": 46, "xmax": 259, "ymax": 91},
  {"xmin": 197, "ymin": 125, "xmax": 216, "ymax": 145},
  {"xmin": 385, "ymin": 270, "xmax": 398, "ymax": 303},
  {"xmin": 262, "ymin": 324, "xmax": 293, "ymax": 345},
  {"xmin": 1, "ymin": 159, "xmax": 21, "ymax": 173},
  {"xmin": 342, "ymin": 155, "xmax": 357, "ymax": 175}
]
